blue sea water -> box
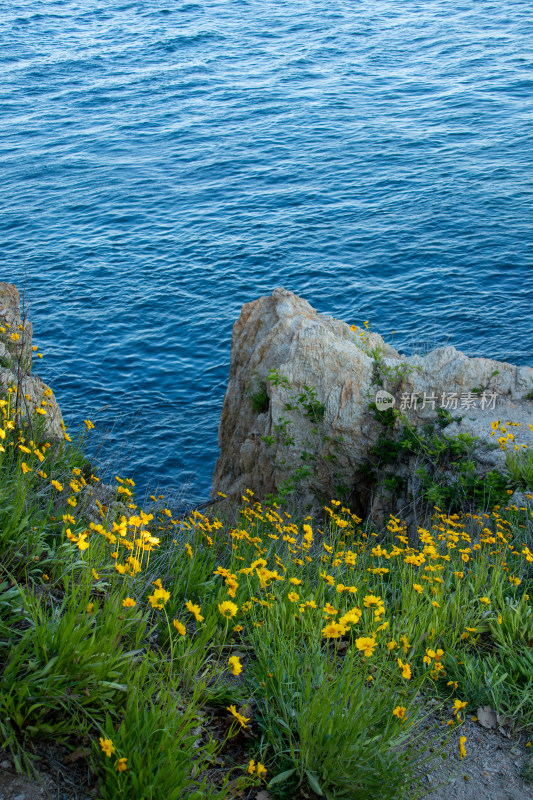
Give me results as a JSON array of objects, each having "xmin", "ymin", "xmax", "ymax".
[{"xmin": 1, "ymin": 0, "xmax": 532, "ymax": 500}]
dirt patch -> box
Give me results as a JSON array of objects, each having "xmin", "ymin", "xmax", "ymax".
[
  {"xmin": 0, "ymin": 744, "xmax": 95, "ymax": 800},
  {"xmin": 418, "ymin": 714, "xmax": 533, "ymax": 799}
]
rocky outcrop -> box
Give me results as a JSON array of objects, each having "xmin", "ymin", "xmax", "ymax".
[
  {"xmin": 0, "ymin": 282, "xmax": 63, "ymax": 438},
  {"xmin": 212, "ymin": 288, "xmax": 533, "ymax": 519}
]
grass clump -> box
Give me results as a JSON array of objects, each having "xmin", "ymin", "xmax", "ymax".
[
  {"xmin": 506, "ymin": 448, "xmax": 533, "ymax": 491},
  {"xmin": 366, "ymin": 419, "xmax": 518, "ymax": 513},
  {"xmin": 251, "ymin": 383, "xmax": 269, "ymax": 414}
]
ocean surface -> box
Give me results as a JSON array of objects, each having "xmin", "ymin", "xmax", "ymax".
[{"xmin": 1, "ymin": 0, "xmax": 532, "ymax": 501}]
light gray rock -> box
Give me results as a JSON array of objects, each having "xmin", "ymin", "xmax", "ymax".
[
  {"xmin": 0, "ymin": 282, "xmax": 63, "ymax": 439},
  {"xmin": 212, "ymin": 288, "xmax": 533, "ymax": 518}
]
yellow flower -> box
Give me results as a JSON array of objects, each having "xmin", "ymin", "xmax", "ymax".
[
  {"xmin": 227, "ymin": 705, "xmax": 250, "ymax": 729},
  {"xmin": 459, "ymin": 736, "xmax": 467, "ymax": 760},
  {"xmin": 185, "ymin": 543, "xmax": 193, "ymax": 558},
  {"xmin": 393, "ymin": 705, "xmax": 406, "ymax": 719},
  {"xmin": 122, "ymin": 598, "xmax": 136, "ymax": 608},
  {"xmin": 115, "ymin": 757, "xmax": 127, "ymax": 772},
  {"xmin": 339, "ymin": 607, "xmax": 362, "ymax": 626},
  {"xmin": 99, "ymin": 737, "xmax": 115, "ymax": 758},
  {"xmin": 92, "ymin": 569, "xmax": 100, "ymax": 580},
  {"xmin": 355, "ymin": 636, "xmax": 377, "ymax": 657},
  {"xmin": 321, "ymin": 622, "xmax": 346, "ymax": 638},
  {"xmin": 87, "ymin": 603, "xmax": 94, "ymax": 613},
  {"xmin": 453, "ymin": 699, "xmax": 467, "ymax": 717},
  {"xmin": 185, "ymin": 600, "xmax": 204, "ymax": 622},
  {"xmin": 228, "ymin": 655, "xmax": 242, "ymax": 676},
  {"xmin": 218, "ymin": 600, "xmax": 238, "ymax": 618},
  {"xmin": 248, "ymin": 759, "xmax": 267, "ymax": 777},
  {"xmin": 398, "ymin": 658, "xmax": 412, "ymax": 680},
  {"xmin": 479, "ymin": 597, "xmax": 490, "ymax": 604},
  {"xmin": 21, "ymin": 461, "xmax": 32, "ymax": 474},
  {"xmin": 84, "ymin": 419, "xmax": 95, "ymax": 430},
  {"xmin": 148, "ymin": 587, "xmax": 171, "ymax": 609},
  {"xmin": 76, "ymin": 533, "xmax": 89, "ymax": 551},
  {"xmin": 413, "ymin": 584, "xmax": 423, "ymax": 593},
  {"xmin": 387, "ymin": 640, "xmax": 397, "ymax": 650},
  {"xmin": 288, "ymin": 591, "xmax": 299, "ymax": 603},
  {"xmin": 363, "ymin": 594, "xmax": 383, "ymax": 608},
  {"xmin": 173, "ymin": 619, "xmax": 186, "ymax": 636}
]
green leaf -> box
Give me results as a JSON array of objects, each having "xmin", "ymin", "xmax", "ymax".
[
  {"xmin": 34, "ymin": 655, "xmax": 59, "ymax": 677},
  {"xmin": 268, "ymin": 768, "xmax": 296, "ymax": 786},
  {"xmin": 97, "ymin": 681, "xmax": 128, "ymax": 692},
  {"xmin": 491, "ymin": 672, "xmax": 509, "ymax": 688},
  {"xmin": 305, "ymin": 770, "xmax": 324, "ymax": 796}
]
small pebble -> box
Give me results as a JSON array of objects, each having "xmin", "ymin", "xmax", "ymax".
[
  {"xmin": 13, "ymin": 793, "xmax": 26, "ymax": 800},
  {"xmin": 0, "ymin": 761, "xmax": 11, "ymax": 770}
]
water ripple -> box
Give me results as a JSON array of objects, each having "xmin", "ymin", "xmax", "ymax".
[{"xmin": 1, "ymin": 0, "xmax": 531, "ymax": 498}]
